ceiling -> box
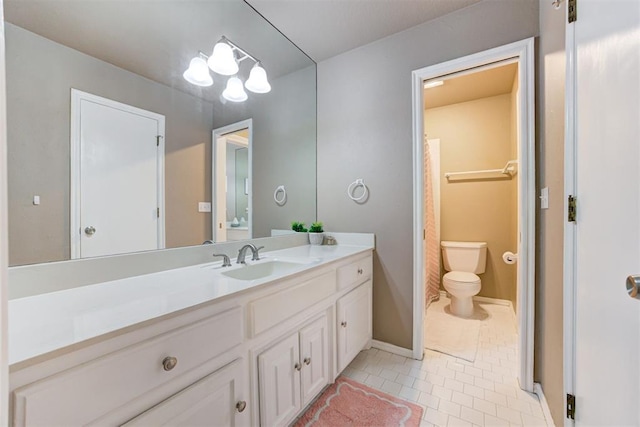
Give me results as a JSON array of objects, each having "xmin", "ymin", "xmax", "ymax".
[
  {"xmin": 3, "ymin": 0, "xmax": 313, "ymax": 103},
  {"xmin": 245, "ymin": 0, "xmax": 482, "ymax": 62},
  {"xmin": 424, "ymin": 62, "xmax": 518, "ymax": 110}
]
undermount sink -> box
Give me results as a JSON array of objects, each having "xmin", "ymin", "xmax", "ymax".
[{"xmin": 221, "ymin": 260, "xmax": 305, "ymax": 281}]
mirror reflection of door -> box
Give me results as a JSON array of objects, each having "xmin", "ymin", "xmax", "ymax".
[
  {"xmin": 71, "ymin": 89, "xmax": 165, "ymax": 259},
  {"xmin": 212, "ymin": 120, "xmax": 252, "ymax": 243}
]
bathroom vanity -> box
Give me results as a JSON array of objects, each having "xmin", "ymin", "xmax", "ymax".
[{"xmin": 7, "ymin": 242, "xmax": 373, "ymax": 426}]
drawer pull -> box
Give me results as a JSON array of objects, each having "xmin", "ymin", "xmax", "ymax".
[
  {"xmin": 304, "ymin": 357, "xmax": 311, "ymax": 365},
  {"xmin": 341, "ymin": 321, "xmax": 347, "ymax": 328},
  {"xmin": 294, "ymin": 363, "xmax": 302, "ymax": 371},
  {"xmin": 162, "ymin": 356, "xmax": 178, "ymax": 371},
  {"xmin": 236, "ymin": 400, "xmax": 247, "ymax": 413},
  {"xmin": 357, "ymin": 268, "xmax": 363, "ymax": 275}
]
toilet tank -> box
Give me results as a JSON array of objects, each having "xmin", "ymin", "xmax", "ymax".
[{"xmin": 441, "ymin": 241, "xmax": 488, "ymax": 274}]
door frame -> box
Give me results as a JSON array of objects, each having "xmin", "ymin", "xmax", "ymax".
[
  {"xmin": 563, "ymin": 13, "xmax": 577, "ymax": 427},
  {"xmin": 0, "ymin": 2, "xmax": 9, "ymax": 423},
  {"xmin": 411, "ymin": 38, "xmax": 536, "ymax": 391},
  {"xmin": 212, "ymin": 119, "xmax": 253, "ymax": 243},
  {"xmin": 69, "ymin": 89, "xmax": 166, "ymax": 259}
]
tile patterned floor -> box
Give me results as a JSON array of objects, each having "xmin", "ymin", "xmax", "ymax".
[{"xmin": 343, "ymin": 297, "xmax": 550, "ymax": 426}]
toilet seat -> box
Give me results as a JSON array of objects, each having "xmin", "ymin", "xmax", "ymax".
[{"xmin": 443, "ymin": 271, "xmax": 480, "ymax": 285}]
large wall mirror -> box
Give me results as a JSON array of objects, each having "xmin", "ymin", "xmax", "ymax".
[{"xmin": 4, "ymin": 0, "xmax": 317, "ymax": 266}]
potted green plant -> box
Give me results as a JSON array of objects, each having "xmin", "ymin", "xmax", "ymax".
[
  {"xmin": 308, "ymin": 221, "xmax": 324, "ymax": 245},
  {"xmin": 291, "ymin": 221, "xmax": 308, "ymax": 233}
]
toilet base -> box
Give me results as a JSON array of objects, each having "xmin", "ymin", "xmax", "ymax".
[{"xmin": 450, "ymin": 295, "xmax": 474, "ymax": 318}]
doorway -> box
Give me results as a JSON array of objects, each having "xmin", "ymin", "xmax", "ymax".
[
  {"xmin": 70, "ymin": 89, "xmax": 165, "ymax": 259},
  {"xmin": 412, "ymin": 39, "xmax": 535, "ymax": 392},
  {"xmin": 212, "ymin": 119, "xmax": 253, "ymax": 243}
]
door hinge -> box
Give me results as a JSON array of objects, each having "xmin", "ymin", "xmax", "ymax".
[
  {"xmin": 423, "ymin": 229, "xmax": 425, "ymax": 240},
  {"xmin": 156, "ymin": 135, "xmax": 162, "ymax": 146},
  {"xmin": 157, "ymin": 207, "xmax": 160, "ymax": 218},
  {"xmin": 567, "ymin": 393, "xmax": 576, "ymax": 419},
  {"xmin": 568, "ymin": 0, "xmax": 577, "ymax": 23},
  {"xmin": 568, "ymin": 195, "xmax": 577, "ymax": 222}
]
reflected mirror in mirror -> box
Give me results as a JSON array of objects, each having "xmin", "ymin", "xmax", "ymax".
[{"xmin": 4, "ymin": 0, "xmax": 317, "ymax": 266}]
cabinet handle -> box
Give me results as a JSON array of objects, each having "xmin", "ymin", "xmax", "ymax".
[
  {"xmin": 304, "ymin": 357, "xmax": 311, "ymax": 365},
  {"xmin": 357, "ymin": 268, "xmax": 363, "ymax": 275},
  {"xmin": 294, "ymin": 363, "xmax": 302, "ymax": 371},
  {"xmin": 236, "ymin": 401, "xmax": 247, "ymax": 413},
  {"xmin": 341, "ymin": 321, "xmax": 347, "ymax": 328},
  {"xmin": 162, "ymin": 356, "xmax": 178, "ymax": 371}
]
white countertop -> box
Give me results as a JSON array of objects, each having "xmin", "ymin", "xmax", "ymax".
[{"xmin": 8, "ymin": 244, "xmax": 372, "ymax": 365}]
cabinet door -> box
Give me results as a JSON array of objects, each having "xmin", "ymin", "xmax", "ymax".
[
  {"xmin": 337, "ymin": 280, "xmax": 372, "ymax": 372},
  {"xmin": 258, "ymin": 333, "xmax": 301, "ymax": 426},
  {"xmin": 299, "ymin": 316, "xmax": 329, "ymax": 406},
  {"xmin": 122, "ymin": 359, "xmax": 248, "ymax": 426}
]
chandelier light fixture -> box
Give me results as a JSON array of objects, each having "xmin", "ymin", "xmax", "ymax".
[{"xmin": 183, "ymin": 35, "xmax": 271, "ymax": 102}]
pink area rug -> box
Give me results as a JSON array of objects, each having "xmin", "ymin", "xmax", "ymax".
[{"xmin": 293, "ymin": 376, "xmax": 423, "ymax": 427}]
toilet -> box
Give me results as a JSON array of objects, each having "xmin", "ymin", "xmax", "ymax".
[{"xmin": 441, "ymin": 241, "xmax": 487, "ymax": 318}]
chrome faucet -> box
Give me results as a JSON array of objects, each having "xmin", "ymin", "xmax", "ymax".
[
  {"xmin": 212, "ymin": 253, "xmax": 232, "ymax": 267},
  {"xmin": 236, "ymin": 244, "xmax": 264, "ymax": 264}
]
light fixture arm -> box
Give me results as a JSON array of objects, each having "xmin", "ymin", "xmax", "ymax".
[{"xmin": 220, "ymin": 36, "xmax": 261, "ymax": 66}]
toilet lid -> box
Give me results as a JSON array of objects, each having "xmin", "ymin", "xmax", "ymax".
[{"xmin": 444, "ymin": 271, "xmax": 479, "ymax": 283}]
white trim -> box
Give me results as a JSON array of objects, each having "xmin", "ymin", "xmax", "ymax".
[
  {"xmin": 0, "ymin": 4, "xmax": 9, "ymax": 423},
  {"xmin": 534, "ymin": 382, "xmax": 557, "ymax": 427},
  {"xmin": 412, "ymin": 38, "xmax": 536, "ymax": 392},
  {"xmin": 563, "ymin": 12, "xmax": 577, "ymax": 427},
  {"xmin": 370, "ymin": 340, "xmax": 414, "ymax": 359},
  {"xmin": 212, "ymin": 119, "xmax": 253, "ymax": 243},
  {"xmin": 70, "ymin": 89, "xmax": 166, "ymax": 259}
]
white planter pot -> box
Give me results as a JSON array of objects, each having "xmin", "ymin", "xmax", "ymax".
[{"xmin": 309, "ymin": 233, "xmax": 324, "ymax": 245}]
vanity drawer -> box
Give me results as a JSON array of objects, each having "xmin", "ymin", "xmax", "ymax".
[
  {"xmin": 337, "ymin": 255, "xmax": 372, "ymax": 291},
  {"xmin": 249, "ymin": 271, "xmax": 336, "ymax": 337},
  {"xmin": 13, "ymin": 307, "xmax": 243, "ymax": 427}
]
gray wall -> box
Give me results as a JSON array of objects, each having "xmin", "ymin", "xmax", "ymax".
[
  {"xmin": 6, "ymin": 23, "xmax": 214, "ymax": 265},
  {"xmin": 317, "ymin": 0, "xmax": 538, "ymax": 350},
  {"xmin": 535, "ymin": 1, "xmax": 565, "ymax": 424},
  {"xmin": 213, "ymin": 65, "xmax": 317, "ymax": 237}
]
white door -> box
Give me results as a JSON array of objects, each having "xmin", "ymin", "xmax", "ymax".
[
  {"xmin": 258, "ymin": 333, "xmax": 301, "ymax": 426},
  {"xmin": 299, "ymin": 316, "xmax": 329, "ymax": 406},
  {"xmin": 71, "ymin": 90, "xmax": 165, "ymax": 259},
  {"xmin": 572, "ymin": 0, "xmax": 640, "ymax": 424},
  {"xmin": 122, "ymin": 360, "xmax": 247, "ymax": 426},
  {"xmin": 336, "ymin": 280, "xmax": 373, "ymax": 372}
]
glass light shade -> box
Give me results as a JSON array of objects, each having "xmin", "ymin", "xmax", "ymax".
[
  {"xmin": 207, "ymin": 41, "xmax": 239, "ymax": 76},
  {"xmin": 183, "ymin": 57, "xmax": 213, "ymax": 87},
  {"xmin": 222, "ymin": 77, "xmax": 248, "ymax": 102},
  {"xmin": 245, "ymin": 63, "xmax": 271, "ymax": 94}
]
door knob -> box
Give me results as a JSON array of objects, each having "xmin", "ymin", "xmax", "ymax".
[
  {"xmin": 294, "ymin": 363, "xmax": 301, "ymax": 371},
  {"xmin": 304, "ymin": 357, "xmax": 311, "ymax": 365},
  {"xmin": 626, "ymin": 275, "xmax": 640, "ymax": 300},
  {"xmin": 84, "ymin": 226, "xmax": 96, "ymax": 236},
  {"xmin": 236, "ymin": 401, "xmax": 247, "ymax": 413}
]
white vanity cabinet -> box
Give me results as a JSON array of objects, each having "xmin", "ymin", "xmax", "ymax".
[
  {"xmin": 123, "ymin": 359, "xmax": 248, "ymax": 426},
  {"xmin": 258, "ymin": 315, "xmax": 329, "ymax": 427},
  {"xmin": 9, "ymin": 246, "xmax": 374, "ymax": 427}
]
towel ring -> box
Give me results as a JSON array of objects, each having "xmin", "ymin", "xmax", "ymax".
[
  {"xmin": 274, "ymin": 185, "xmax": 287, "ymax": 206},
  {"xmin": 347, "ymin": 179, "xmax": 368, "ymax": 203}
]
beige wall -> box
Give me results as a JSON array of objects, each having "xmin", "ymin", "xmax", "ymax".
[
  {"xmin": 6, "ymin": 23, "xmax": 214, "ymax": 265},
  {"xmin": 535, "ymin": 0, "xmax": 565, "ymax": 424},
  {"xmin": 425, "ymin": 94, "xmax": 518, "ymax": 306},
  {"xmin": 317, "ymin": 0, "xmax": 539, "ymax": 350}
]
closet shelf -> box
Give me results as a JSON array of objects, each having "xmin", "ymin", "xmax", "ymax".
[{"xmin": 444, "ymin": 160, "xmax": 518, "ymax": 180}]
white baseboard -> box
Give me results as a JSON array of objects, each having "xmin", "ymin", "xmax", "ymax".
[
  {"xmin": 371, "ymin": 340, "xmax": 414, "ymax": 359},
  {"xmin": 534, "ymin": 383, "xmax": 556, "ymax": 427}
]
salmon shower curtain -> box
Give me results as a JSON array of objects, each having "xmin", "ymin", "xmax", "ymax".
[{"xmin": 424, "ymin": 140, "xmax": 440, "ymax": 306}]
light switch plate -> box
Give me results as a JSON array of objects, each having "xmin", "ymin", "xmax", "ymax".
[
  {"xmin": 540, "ymin": 187, "xmax": 549, "ymax": 209},
  {"xmin": 33, "ymin": 195, "xmax": 40, "ymax": 205},
  {"xmin": 198, "ymin": 202, "xmax": 212, "ymax": 213}
]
